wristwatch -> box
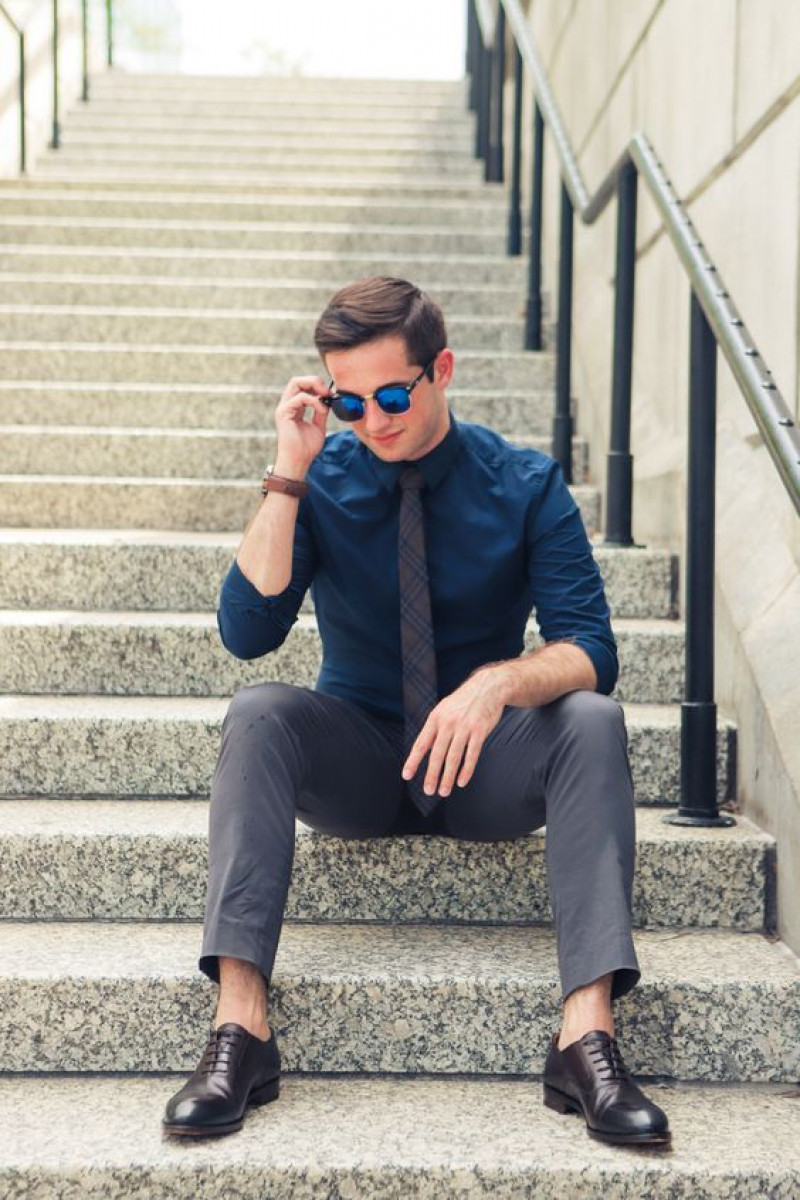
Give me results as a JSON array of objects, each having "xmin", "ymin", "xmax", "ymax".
[{"xmin": 261, "ymin": 465, "xmax": 309, "ymax": 499}]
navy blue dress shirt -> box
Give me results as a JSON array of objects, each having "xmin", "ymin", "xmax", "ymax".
[{"xmin": 218, "ymin": 412, "xmax": 618, "ymax": 721}]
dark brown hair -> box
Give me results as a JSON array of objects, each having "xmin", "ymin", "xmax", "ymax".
[{"xmin": 314, "ymin": 276, "xmax": 447, "ymax": 378}]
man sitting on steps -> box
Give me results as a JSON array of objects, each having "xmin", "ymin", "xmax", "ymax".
[{"xmin": 163, "ymin": 275, "xmax": 671, "ymax": 1148}]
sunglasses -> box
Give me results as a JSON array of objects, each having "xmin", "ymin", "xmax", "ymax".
[{"xmin": 323, "ymin": 357, "xmax": 436, "ymax": 423}]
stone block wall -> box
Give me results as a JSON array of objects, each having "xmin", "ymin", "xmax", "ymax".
[{"xmin": 517, "ymin": 0, "xmax": 800, "ymax": 951}]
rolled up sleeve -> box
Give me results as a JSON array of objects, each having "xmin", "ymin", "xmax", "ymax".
[
  {"xmin": 525, "ymin": 460, "xmax": 618, "ymax": 695},
  {"xmin": 217, "ymin": 497, "xmax": 317, "ymax": 660}
]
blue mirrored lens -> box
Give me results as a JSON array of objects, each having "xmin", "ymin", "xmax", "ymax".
[
  {"xmin": 332, "ymin": 393, "xmax": 364, "ymax": 422},
  {"xmin": 374, "ymin": 387, "xmax": 411, "ymax": 414}
]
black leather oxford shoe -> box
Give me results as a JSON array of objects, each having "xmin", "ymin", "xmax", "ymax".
[
  {"xmin": 163, "ymin": 1022, "xmax": 281, "ymax": 1138},
  {"xmin": 543, "ymin": 1029, "xmax": 671, "ymax": 1147}
]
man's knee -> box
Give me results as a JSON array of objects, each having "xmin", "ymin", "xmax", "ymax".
[
  {"xmin": 546, "ymin": 690, "xmax": 631, "ymax": 778},
  {"xmin": 552, "ymin": 689, "xmax": 626, "ymax": 741},
  {"xmin": 224, "ymin": 681, "xmax": 307, "ymax": 731}
]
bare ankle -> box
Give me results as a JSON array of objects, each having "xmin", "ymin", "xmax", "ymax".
[
  {"xmin": 558, "ymin": 1017, "xmax": 614, "ymax": 1051},
  {"xmin": 558, "ymin": 973, "xmax": 614, "ymax": 1050},
  {"xmin": 215, "ymin": 956, "xmax": 271, "ymax": 1040}
]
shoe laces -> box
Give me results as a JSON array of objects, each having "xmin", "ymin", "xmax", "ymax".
[
  {"xmin": 199, "ymin": 1026, "xmax": 243, "ymax": 1076},
  {"xmin": 587, "ymin": 1036, "xmax": 631, "ymax": 1083}
]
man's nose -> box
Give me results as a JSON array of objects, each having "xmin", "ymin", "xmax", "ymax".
[{"xmin": 362, "ymin": 396, "xmax": 391, "ymax": 432}]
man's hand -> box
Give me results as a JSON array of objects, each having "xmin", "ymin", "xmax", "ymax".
[
  {"xmin": 401, "ymin": 666, "xmax": 508, "ymax": 798},
  {"xmin": 400, "ymin": 643, "xmax": 599, "ymax": 799},
  {"xmin": 273, "ymin": 374, "xmax": 331, "ymax": 478}
]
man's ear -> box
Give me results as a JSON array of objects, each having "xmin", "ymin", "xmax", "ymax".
[{"xmin": 434, "ymin": 348, "xmax": 455, "ymax": 389}]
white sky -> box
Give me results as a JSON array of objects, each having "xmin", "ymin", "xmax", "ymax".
[{"xmin": 175, "ymin": 0, "xmax": 466, "ymax": 80}]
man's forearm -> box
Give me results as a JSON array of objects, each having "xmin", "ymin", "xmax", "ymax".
[
  {"xmin": 475, "ymin": 641, "xmax": 598, "ymax": 709},
  {"xmin": 236, "ymin": 452, "xmax": 308, "ymax": 598}
]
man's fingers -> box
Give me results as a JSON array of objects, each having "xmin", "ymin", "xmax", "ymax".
[
  {"xmin": 286, "ymin": 375, "xmax": 328, "ymax": 396},
  {"xmin": 457, "ymin": 732, "xmax": 485, "ymax": 788},
  {"xmin": 401, "ymin": 723, "xmax": 435, "ymax": 781},
  {"xmin": 423, "ymin": 726, "xmax": 453, "ymax": 795},
  {"xmin": 283, "ymin": 390, "xmax": 328, "ymax": 415},
  {"xmin": 278, "ymin": 377, "xmax": 330, "ymax": 416},
  {"xmin": 436, "ymin": 731, "xmax": 471, "ymax": 797}
]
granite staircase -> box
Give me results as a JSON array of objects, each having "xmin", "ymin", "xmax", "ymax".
[{"xmin": 0, "ymin": 70, "xmax": 798, "ymax": 1197}]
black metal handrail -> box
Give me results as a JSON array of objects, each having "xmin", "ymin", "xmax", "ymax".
[
  {"xmin": 0, "ymin": 0, "xmax": 114, "ymax": 174},
  {"xmin": 467, "ymin": 0, "xmax": 800, "ymax": 825},
  {"xmin": 0, "ymin": 4, "xmax": 29, "ymax": 171}
]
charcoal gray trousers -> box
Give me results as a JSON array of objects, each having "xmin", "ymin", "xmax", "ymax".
[{"xmin": 200, "ymin": 682, "xmax": 640, "ymax": 1003}]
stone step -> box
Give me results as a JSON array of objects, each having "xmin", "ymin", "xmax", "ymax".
[
  {"xmin": 81, "ymin": 110, "xmax": 468, "ymax": 132},
  {"xmin": 0, "ymin": 799, "xmax": 770, "ymax": 930},
  {"xmin": 88, "ymin": 73, "xmax": 465, "ymax": 96},
  {"xmin": 0, "ymin": 190, "xmax": 507, "ymax": 226},
  {"xmin": 0, "ymin": 384, "xmax": 557, "ymax": 434},
  {"xmin": 0, "ymin": 274, "xmax": 526, "ymax": 318},
  {"xmin": 76, "ymin": 93, "xmax": 468, "ymax": 116},
  {"xmin": 0, "ymin": 173, "xmax": 508, "ymax": 202},
  {"xmin": 0, "ymin": 531, "xmax": 676, "ymax": 619},
  {"xmin": 59, "ymin": 101, "xmax": 471, "ymax": 123},
  {"xmin": 78, "ymin": 96, "xmax": 468, "ymax": 113},
  {"xmin": 0, "ymin": 307, "xmax": 527, "ymax": 352},
  {"xmin": 0, "ymin": 611, "xmax": 680, "ymax": 705},
  {"xmin": 0, "ymin": 218, "xmax": 510, "ymax": 257},
  {"xmin": 59, "ymin": 129, "xmax": 476, "ymax": 154},
  {"xmin": 68, "ymin": 96, "xmax": 470, "ymax": 120},
  {"xmin": 0, "ymin": 246, "xmax": 527, "ymax": 285},
  {"xmin": 0, "ymin": 425, "xmax": 588, "ymax": 482},
  {"xmin": 62, "ymin": 110, "xmax": 477, "ymax": 136},
  {"xmin": 34, "ymin": 161, "xmax": 490, "ymax": 186},
  {"xmin": 0, "ymin": 921, "xmax": 794, "ymax": 1078},
  {"xmin": 0, "ymin": 696, "xmax": 734, "ymax": 804},
  {"xmin": 1, "ymin": 1075, "xmax": 798, "ymax": 1198},
  {"xmin": 0, "ymin": 343, "xmax": 549, "ymax": 388},
  {"xmin": 0, "ymin": 476, "xmax": 599, "ymax": 534},
  {"xmin": 37, "ymin": 147, "xmax": 484, "ymax": 175}
]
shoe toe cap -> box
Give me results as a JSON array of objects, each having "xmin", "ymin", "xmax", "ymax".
[
  {"xmin": 605, "ymin": 1096, "xmax": 670, "ymax": 1137},
  {"xmin": 164, "ymin": 1087, "xmax": 233, "ymax": 1129}
]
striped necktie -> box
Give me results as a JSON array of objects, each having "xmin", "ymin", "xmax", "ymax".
[{"xmin": 398, "ymin": 466, "xmax": 440, "ymax": 816}]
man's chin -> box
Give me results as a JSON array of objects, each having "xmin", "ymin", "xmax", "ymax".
[{"xmin": 368, "ymin": 432, "xmax": 404, "ymax": 457}]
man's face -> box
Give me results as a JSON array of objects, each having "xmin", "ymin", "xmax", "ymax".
[{"xmin": 324, "ymin": 335, "xmax": 454, "ymax": 462}]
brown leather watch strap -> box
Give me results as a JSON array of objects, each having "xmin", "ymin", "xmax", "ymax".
[{"xmin": 261, "ymin": 468, "xmax": 309, "ymax": 499}]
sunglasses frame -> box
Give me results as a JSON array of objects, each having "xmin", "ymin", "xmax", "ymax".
[{"xmin": 323, "ymin": 356, "xmax": 437, "ymax": 422}]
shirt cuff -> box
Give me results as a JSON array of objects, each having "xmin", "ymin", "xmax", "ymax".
[
  {"xmin": 574, "ymin": 635, "xmax": 618, "ymax": 696},
  {"xmin": 221, "ymin": 557, "xmax": 278, "ymax": 607}
]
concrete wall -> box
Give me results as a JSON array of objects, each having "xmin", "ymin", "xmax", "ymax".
[
  {"xmin": 516, "ymin": 0, "xmax": 800, "ymax": 950},
  {"xmin": 0, "ymin": 0, "xmax": 110, "ymax": 178}
]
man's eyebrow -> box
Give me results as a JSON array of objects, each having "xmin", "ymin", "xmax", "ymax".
[{"xmin": 331, "ymin": 371, "xmax": 417, "ymax": 390}]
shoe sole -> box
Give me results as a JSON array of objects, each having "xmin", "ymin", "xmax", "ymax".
[
  {"xmin": 543, "ymin": 1083, "xmax": 672, "ymax": 1148},
  {"xmin": 162, "ymin": 1074, "xmax": 280, "ymax": 1138}
]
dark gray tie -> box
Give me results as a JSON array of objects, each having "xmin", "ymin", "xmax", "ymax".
[{"xmin": 398, "ymin": 466, "xmax": 439, "ymax": 816}]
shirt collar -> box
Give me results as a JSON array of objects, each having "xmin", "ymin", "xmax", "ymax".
[{"xmin": 365, "ymin": 410, "xmax": 462, "ymax": 493}]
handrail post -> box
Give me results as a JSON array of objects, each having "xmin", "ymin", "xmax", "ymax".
[
  {"xmin": 508, "ymin": 45, "xmax": 523, "ymax": 254},
  {"xmin": 604, "ymin": 158, "xmax": 638, "ymax": 546},
  {"xmin": 106, "ymin": 0, "xmax": 114, "ymax": 67},
  {"xmin": 50, "ymin": 0, "xmax": 60, "ymax": 149},
  {"xmin": 479, "ymin": 27, "xmax": 491, "ymax": 166},
  {"xmin": 466, "ymin": 0, "xmax": 478, "ymax": 111},
  {"xmin": 665, "ymin": 292, "xmax": 735, "ymax": 827},
  {"xmin": 472, "ymin": 34, "xmax": 481, "ymax": 157},
  {"xmin": 487, "ymin": 2, "xmax": 505, "ymax": 182},
  {"xmin": 18, "ymin": 29, "xmax": 27, "ymax": 173},
  {"xmin": 524, "ymin": 102, "xmax": 544, "ymax": 350},
  {"xmin": 81, "ymin": 0, "xmax": 89, "ymax": 101},
  {"xmin": 553, "ymin": 180, "xmax": 574, "ymax": 481},
  {"xmin": 474, "ymin": 29, "xmax": 489, "ymax": 163}
]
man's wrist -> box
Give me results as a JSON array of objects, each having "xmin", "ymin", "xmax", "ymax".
[
  {"xmin": 272, "ymin": 456, "xmax": 310, "ymax": 481},
  {"xmin": 471, "ymin": 660, "xmax": 517, "ymax": 705}
]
